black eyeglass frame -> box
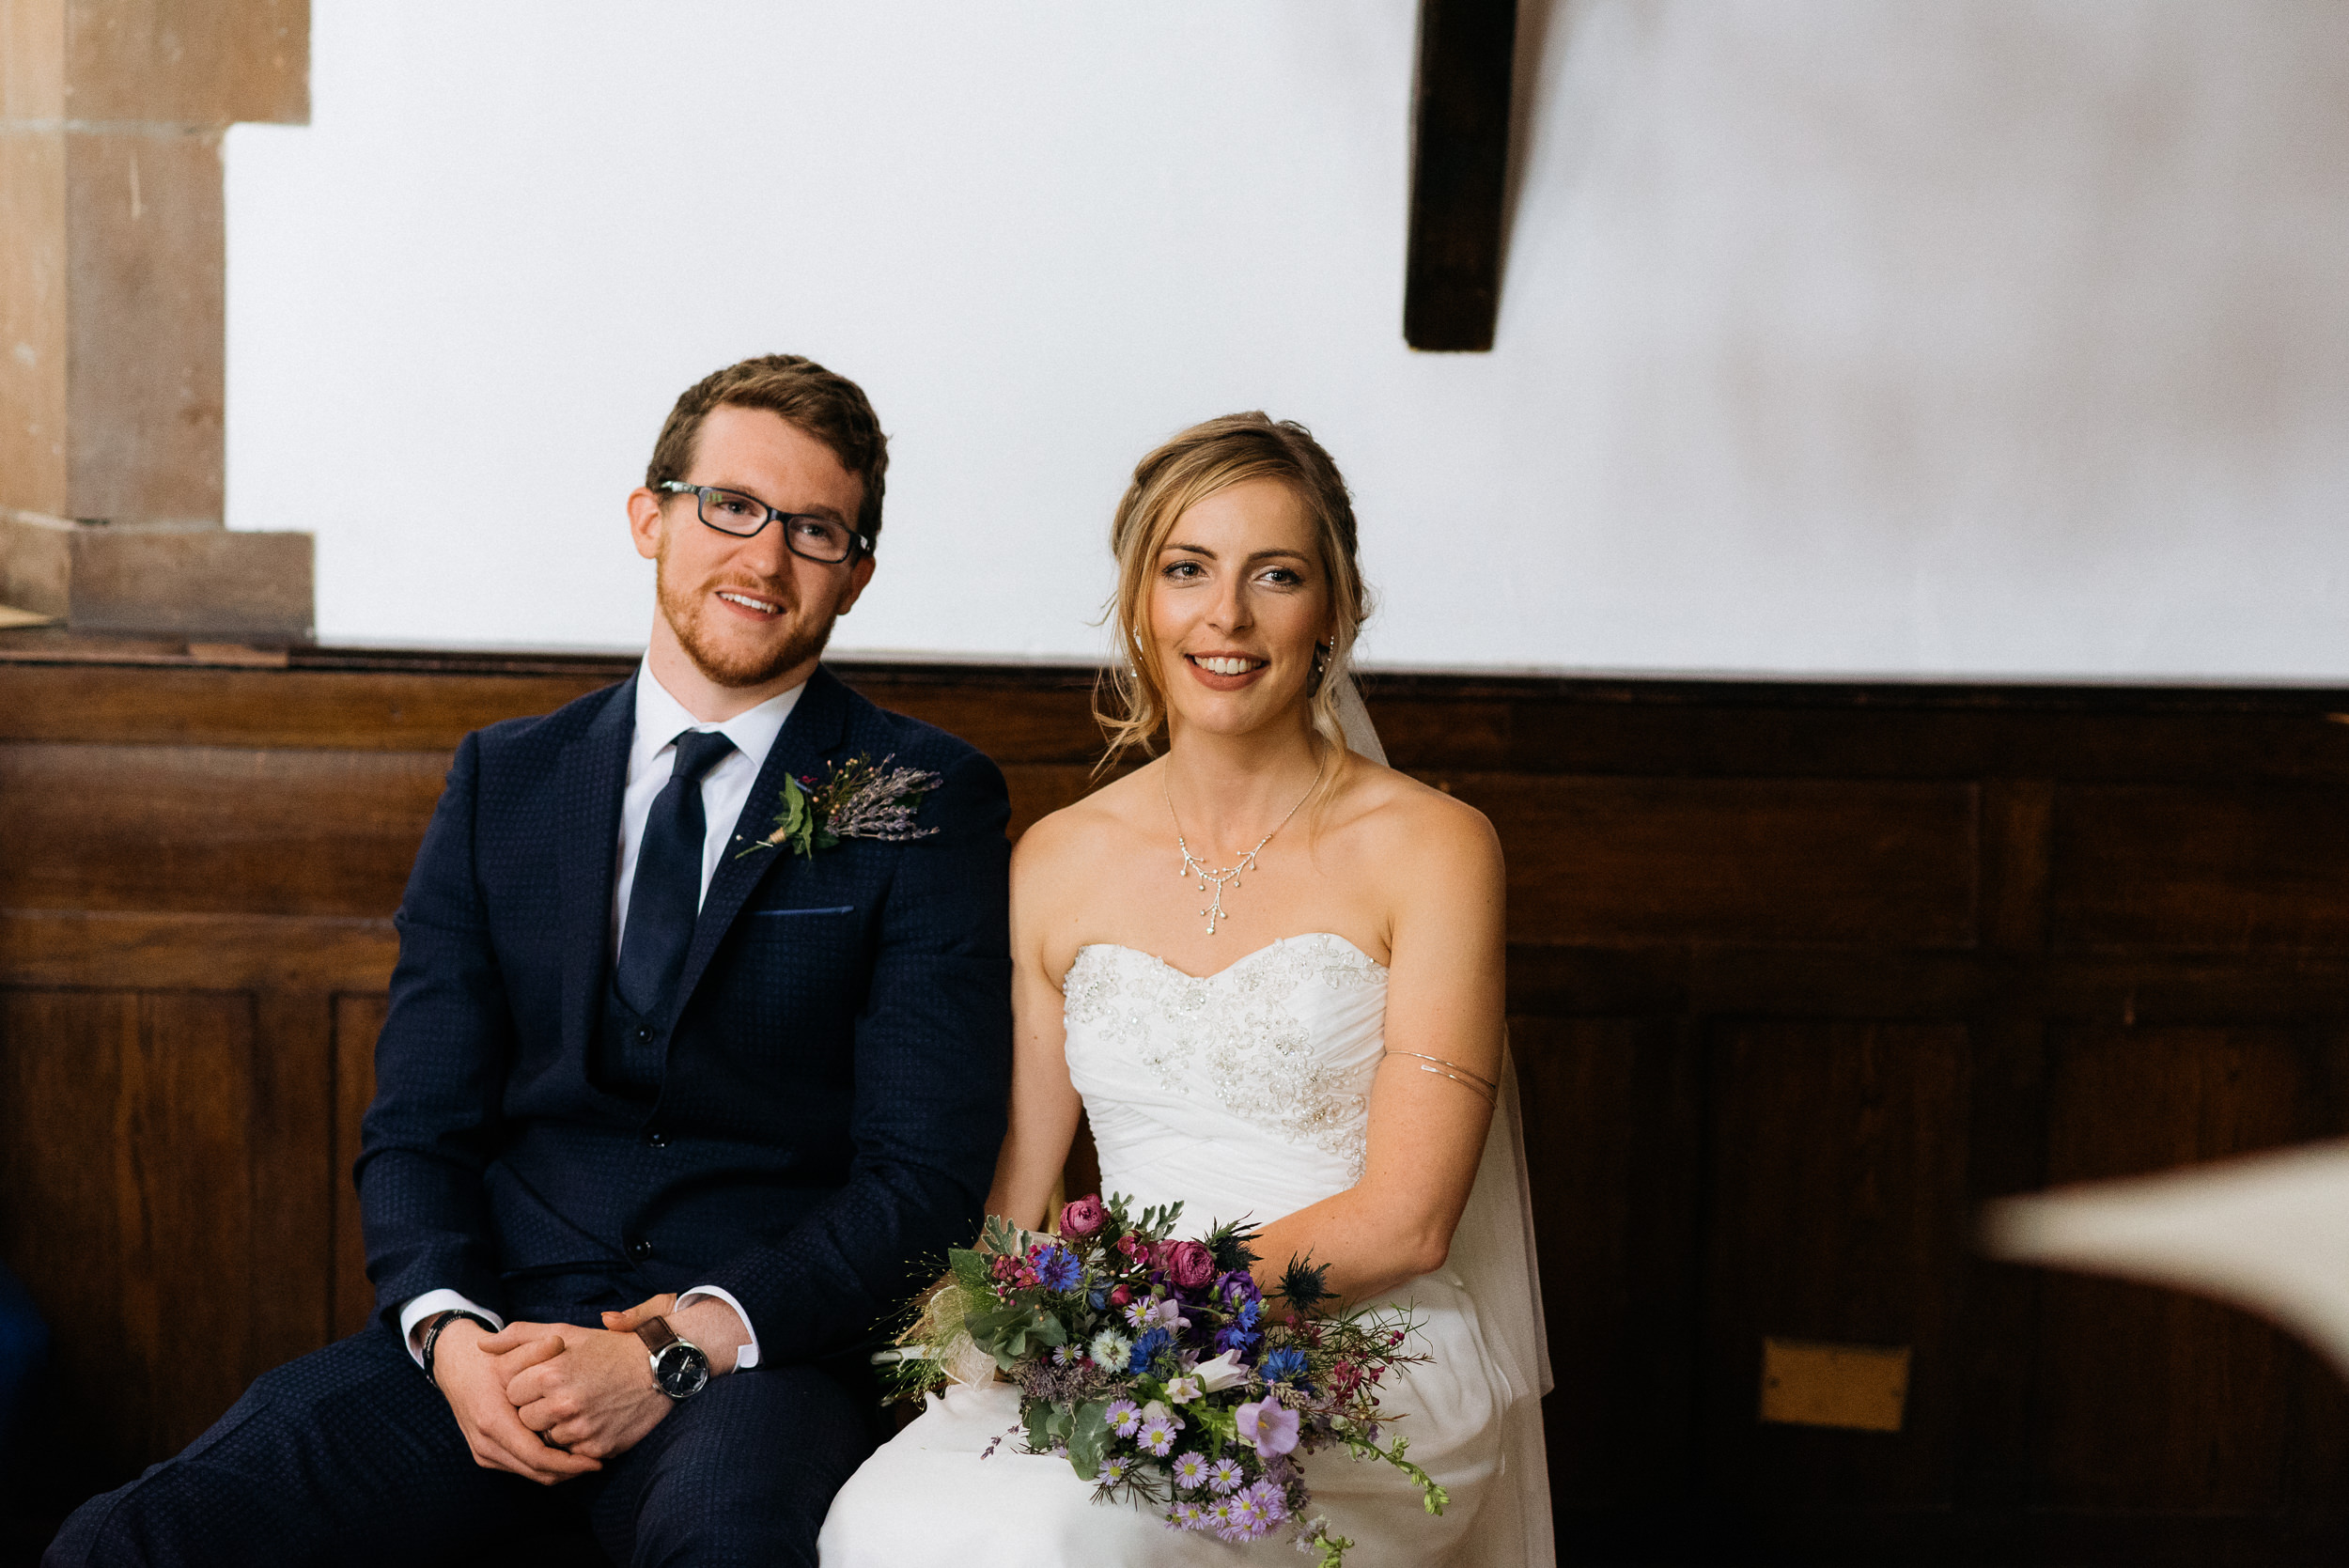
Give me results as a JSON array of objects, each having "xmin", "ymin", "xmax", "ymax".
[{"xmin": 655, "ymin": 481, "xmax": 873, "ymax": 564}]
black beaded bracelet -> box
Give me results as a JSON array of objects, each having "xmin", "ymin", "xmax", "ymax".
[{"xmin": 419, "ymin": 1309, "xmax": 498, "ymax": 1386}]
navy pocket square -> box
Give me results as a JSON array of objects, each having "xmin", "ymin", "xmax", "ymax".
[{"xmin": 747, "ymin": 905, "xmax": 855, "ymax": 919}]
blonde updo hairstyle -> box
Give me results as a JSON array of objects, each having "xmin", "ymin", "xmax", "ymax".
[{"xmin": 1096, "ymin": 412, "xmax": 1371, "ymax": 784}]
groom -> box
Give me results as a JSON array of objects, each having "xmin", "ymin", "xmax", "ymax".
[{"xmin": 46, "ymin": 355, "xmax": 1014, "ymax": 1566}]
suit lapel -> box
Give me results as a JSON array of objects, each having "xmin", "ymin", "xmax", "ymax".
[
  {"xmin": 666, "ymin": 665, "xmax": 852, "ymax": 1021},
  {"xmin": 556, "ymin": 676, "xmax": 637, "ymax": 1072}
]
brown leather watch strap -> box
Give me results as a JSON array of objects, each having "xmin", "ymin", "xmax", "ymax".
[{"xmin": 634, "ymin": 1316, "xmax": 679, "ymax": 1355}]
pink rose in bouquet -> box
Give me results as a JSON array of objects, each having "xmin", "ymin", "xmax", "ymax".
[
  {"xmin": 1159, "ymin": 1238, "xmax": 1217, "ymax": 1288},
  {"xmin": 1059, "ymin": 1194, "xmax": 1106, "ymax": 1237}
]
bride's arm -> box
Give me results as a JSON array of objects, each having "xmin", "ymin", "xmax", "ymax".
[
  {"xmin": 981, "ymin": 819, "xmax": 1086, "ymax": 1234},
  {"xmin": 1250, "ymin": 792, "xmax": 1506, "ymax": 1306}
]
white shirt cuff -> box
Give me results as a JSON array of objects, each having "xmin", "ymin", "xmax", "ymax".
[
  {"xmin": 397, "ymin": 1290, "xmax": 505, "ymax": 1370},
  {"xmin": 676, "ymin": 1284, "xmax": 760, "ymax": 1370}
]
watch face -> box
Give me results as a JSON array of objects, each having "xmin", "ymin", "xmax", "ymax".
[{"xmin": 653, "ymin": 1341, "xmax": 710, "ymax": 1400}]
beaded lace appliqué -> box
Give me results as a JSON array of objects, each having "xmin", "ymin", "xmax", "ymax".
[{"xmin": 1063, "ymin": 935, "xmax": 1386, "ymax": 1180}]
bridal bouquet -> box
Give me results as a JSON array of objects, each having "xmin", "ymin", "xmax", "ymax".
[{"xmin": 881, "ymin": 1193, "xmax": 1445, "ymax": 1566}]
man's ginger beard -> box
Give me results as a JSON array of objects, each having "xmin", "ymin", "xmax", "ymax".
[{"xmin": 655, "ymin": 534, "xmax": 835, "ymax": 689}]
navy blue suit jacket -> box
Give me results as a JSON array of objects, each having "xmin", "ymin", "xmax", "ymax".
[{"xmin": 354, "ymin": 666, "xmax": 1013, "ymax": 1363}]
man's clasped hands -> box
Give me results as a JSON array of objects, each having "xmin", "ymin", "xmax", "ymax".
[{"xmin": 425, "ymin": 1293, "xmax": 753, "ymax": 1483}]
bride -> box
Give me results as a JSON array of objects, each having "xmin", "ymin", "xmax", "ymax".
[{"xmin": 818, "ymin": 413, "xmax": 1553, "ymax": 1566}]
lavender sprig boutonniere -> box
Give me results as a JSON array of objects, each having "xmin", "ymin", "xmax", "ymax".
[{"xmin": 738, "ymin": 753, "xmax": 943, "ymax": 860}]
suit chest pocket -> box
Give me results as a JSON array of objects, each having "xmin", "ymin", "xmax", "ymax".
[
  {"xmin": 729, "ymin": 906, "xmax": 864, "ymax": 1054},
  {"xmin": 739, "ymin": 906, "xmax": 863, "ymax": 977}
]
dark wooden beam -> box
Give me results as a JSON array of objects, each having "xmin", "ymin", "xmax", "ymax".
[{"xmin": 1404, "ymin": 0, "xmax": 1518, "ymax": 351}]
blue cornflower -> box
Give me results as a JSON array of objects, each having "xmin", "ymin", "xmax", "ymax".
[
  {"xmin": 1034, "ymin": 1245, "xmax": 1081, "ymax": 1293},
  {"xmin": 1258, "ymin": 1346, "xmax": 1308, "ymax": 1385},
  {"xmin": 1213, "ymin": 1323, "xmax": 1259, "ymax": 1355},
  {"xmin": 1127, "ymin": 1327, "xmax": 1172, "ymax": 1374},
  {"xmin": 1235, "ymin": 1297, "xmax": 1262, "ymax": 1330}
]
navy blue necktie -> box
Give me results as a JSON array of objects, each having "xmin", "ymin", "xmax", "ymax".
[{"xmin": 615, "ymin": 729, "xmax": 737, "ymax": 1018}]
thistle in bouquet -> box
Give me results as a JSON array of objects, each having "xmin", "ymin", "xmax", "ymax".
[{"xmin": 883, "ymin": 1192, "xmax": 1447, "ymax": 1567}]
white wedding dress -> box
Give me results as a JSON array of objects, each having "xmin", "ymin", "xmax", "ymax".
[{"xmin": 819, "ymin": 685, "xmax": 1553, "ymax": 1567}]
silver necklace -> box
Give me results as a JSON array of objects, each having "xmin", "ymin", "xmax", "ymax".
[{"xmin": 1163, "ymin": 761, "xmax": 1322, "ymax": 936}]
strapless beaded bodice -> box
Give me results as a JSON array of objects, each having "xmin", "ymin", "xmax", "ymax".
[{"xmin": 1060, "ymin": 933, "xmax": 1388, "ymax": 1222}]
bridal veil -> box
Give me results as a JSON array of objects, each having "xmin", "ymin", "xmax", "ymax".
[{"xmin": 1333, "ymin": 676, "xmax": 1557, "ymax": 1568}]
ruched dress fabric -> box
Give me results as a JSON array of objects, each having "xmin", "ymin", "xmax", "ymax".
[{"xmin": 818, "ymin": 933, "xmax": 1553, "ymax": 1567}]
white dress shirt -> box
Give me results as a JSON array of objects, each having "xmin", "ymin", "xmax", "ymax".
[{"xmin": 399, "ymin": 659, "xmax": 804, "ymax": 1368}]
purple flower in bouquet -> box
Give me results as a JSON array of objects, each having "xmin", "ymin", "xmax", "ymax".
[
  {"xmin": 1243, "ymin": 1479, "xmax": 1289, "ymax": 1521},
  {"xmin": 1170, "ymin": 1451, "xmax": 1211, "ymax": 1490},
  {"xmin": 1137, "ymin": 1403, "xmax": 1184, "ymax": 1456},
  {"xmin": 1236, "ymin": 1397, "xmax": 1300, "ymax": 1458},
  {"xmin": 1214, "ymin": 1268, "xmax": 1260, "ymax": 1306},
  {"xmin": 1105, "ymin": 1398, "xmax": 1143, "ymax": 1438},
  {"xmin": 1205, "ymin": 1457, "xmax": 1245, "ymax": 1494},
  {"xmin": 1213, "ymin": 1320, "xmax": 1260, "ymax": 1355},
  {"xmin": 1032, "ymin": 1244, "xmax": 1081, "ymax": 1293},
  {"xmin": 1124, "ymin": 1294, "xmax": 1188, "ymax": 1333},
  {"xmin": 1223, "ymin": 1487, "xmax": 1276, "ymax": 1540}
]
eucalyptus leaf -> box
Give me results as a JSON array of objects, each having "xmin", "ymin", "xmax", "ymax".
[
  {"xmin": 1024, "ymin": 1399, "xmax": 1072, "ymax": 1455},
  {"xmin": 1065, "ymin": 1400, "xmax": 1112, "ymax": 1480}
]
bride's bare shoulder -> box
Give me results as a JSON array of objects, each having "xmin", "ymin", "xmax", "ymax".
[
  {"xmin": 1335, "ymin": 754, "xmax": 1502, "ymax": 878},
  {"xmin": 1010, "ymin": 762, "xmax": 1160, "ymax": 881}
]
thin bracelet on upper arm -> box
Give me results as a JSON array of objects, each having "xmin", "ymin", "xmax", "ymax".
[{"xmin": 1384, "ymin": 1051, "xmax": 1500, "ymax": 1105}]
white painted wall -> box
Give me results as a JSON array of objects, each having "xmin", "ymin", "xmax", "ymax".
[{"xmin": 225, "ymin": 1, "xmax": 2349, "ymax": 679}]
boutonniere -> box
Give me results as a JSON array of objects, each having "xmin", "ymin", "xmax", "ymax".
[{"xmin": 738, "ymin": 753, "xmax": 944, "ymax": 860}]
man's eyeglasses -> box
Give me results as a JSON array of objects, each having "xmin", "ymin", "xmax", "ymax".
[{"xmin": 656, "ymin": 482, "xmax": 871, "ymax": 565}]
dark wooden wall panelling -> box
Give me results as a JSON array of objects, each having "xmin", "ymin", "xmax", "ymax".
[{"xmin": 6, "ymin": 640, "xmax": 2349, "ymax": 1563}]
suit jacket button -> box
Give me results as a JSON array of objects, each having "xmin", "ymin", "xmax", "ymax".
[
  {"xmin": 633, "ymin": 1025, "xmax": 655, "ymax": 1046},
  {"xmin": 645, "ymin": 1130, "xmax": 668, "ymax": 1149},
  {"xmin": 629, "ymin": 1239, "xmax": 654, "ymax": 1262}
]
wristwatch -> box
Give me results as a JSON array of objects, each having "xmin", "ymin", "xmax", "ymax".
[
  {"xmin": 419, "ymin": 1309, "xmax": 497, "ymax": 1387},
  {"xmin": 635, "ymin": 1315, "xmax": 711, "ymax": 1401}
]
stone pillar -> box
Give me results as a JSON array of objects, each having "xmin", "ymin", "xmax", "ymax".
[{"xmin": 1, "ymin": 0, "xmax": 313, "ymax": 638}]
